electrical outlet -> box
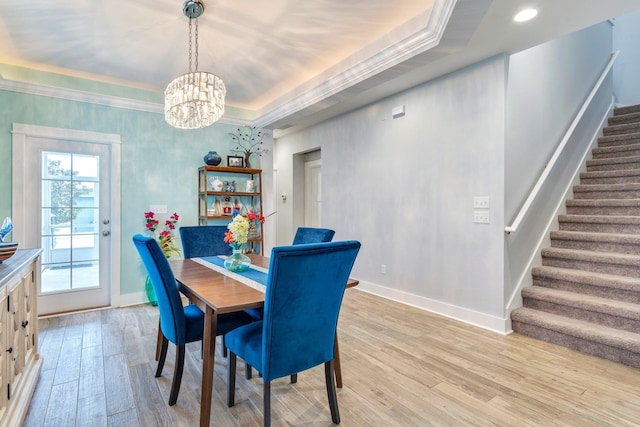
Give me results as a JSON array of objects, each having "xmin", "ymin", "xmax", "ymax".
[
  {"xmin": 473, "ymin": 196, "xmax": 489, "ymax": 209},
  {"xmin": 381, "ymin": 264, "xmax": 386, "ymax": 274},
  {"xmin": 150, "ymin": 204, "xmax": 167, "ymax": 214},
  {"xmin": 473, "ymin": 211, "xmax": 490, "ymax": 224}
]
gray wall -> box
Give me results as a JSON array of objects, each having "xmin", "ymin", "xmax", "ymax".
[
  {"xmin": 276, "ymin": 56, "xmax": 508, "ymax": 330},
  {"xmin": 613, "ymin": 9, "xmax": 640, "ymax": 106},
  {"xmin": 275, "ymin": 21, "xmax": 618, "ymax": 332}
]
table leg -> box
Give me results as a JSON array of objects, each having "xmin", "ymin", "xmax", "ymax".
[
  {"xmin": 334, "ymin": 333, "xmax": 342, "ymax": 388},
  {"xmin": 200, "ymin": 306, "xmax": 218, "ymax": 427}
]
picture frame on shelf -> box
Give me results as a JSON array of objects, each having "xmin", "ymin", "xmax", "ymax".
[{"xmin": 227, "ymin": 156, "xmax": 244, "ymax": 168}]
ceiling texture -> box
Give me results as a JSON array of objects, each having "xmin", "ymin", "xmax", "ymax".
[{"xmin": 0, "ymin": 0, "xmax": 639, "ymax": 134}]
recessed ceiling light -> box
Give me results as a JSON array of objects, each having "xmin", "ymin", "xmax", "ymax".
[{"xmin": 514, "ymin": 8, "xmax": 538, "ymax": 22}]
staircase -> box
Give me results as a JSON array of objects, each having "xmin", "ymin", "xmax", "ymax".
[{"xmin": 511, "ymin": 104, "xmax": 640, "ymax": 368}]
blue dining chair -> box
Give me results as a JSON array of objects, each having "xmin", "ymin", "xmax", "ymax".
[
  {"xmin": 292, "ymin": 227, "xmax": 335, "ymax": 245},
  {"xmin": 179, "ymin": 225, "xmax": 232, "ymax": 258},
  {"xmin": 243, "ymin": 225, "xmax": 338, "ymax": 375},
  {"xmin": 132, "ymin": 234, "xmax": 253, "ymax": 406},
  {"xmin": 225, "ymin": 240, "xmax": 361, "ymax": 426}
]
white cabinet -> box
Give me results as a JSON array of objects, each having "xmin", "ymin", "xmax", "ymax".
[{"xmin": 0, "ymin": 249, "xmax": 41, "ymax": 427}]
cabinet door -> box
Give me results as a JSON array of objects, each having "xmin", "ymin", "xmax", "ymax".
[
  {"xmin": 0, "ymin": 289, "xmax": 7, "ymax": 415},
  {"xmin": 6, "ymin": 269, "xmax": 29, "ymax": 399},
  {"xmin": 19, "ymin": 265, "xmax": 35, "ymax": 360}
]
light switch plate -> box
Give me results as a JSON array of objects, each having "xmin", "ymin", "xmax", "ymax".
[
  {"xmin": 150, "ymin": 204, "xmax": 167, "ymax": 214},
  {"xmin": 473, "ymin": 211, "xmax": 490, "ymax": 223},
  {"xmin": 473, "ymin": 196, "xmax": 489, "ymax": 209}
]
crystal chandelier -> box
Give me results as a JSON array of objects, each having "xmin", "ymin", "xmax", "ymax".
[{"xmin": 164, "ymin": 0, "xmax": 226, "ymax": 129}]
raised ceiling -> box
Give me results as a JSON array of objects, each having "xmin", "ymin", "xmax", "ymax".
[{"xmin": 0, "ymin": 0, "xmax": 639, "ymax": 132}]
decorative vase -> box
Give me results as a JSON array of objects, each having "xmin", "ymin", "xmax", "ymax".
[
  {"xmin": 224, "ymin": 247, "xmax": 251, "ymax": 272},
  {"xmin": 203, "ymin": 151, "xmax": 222, "ymax": 166},
  {"xmin": 145, "ymin": 276, "xmax": 158, "ymax": 306}
]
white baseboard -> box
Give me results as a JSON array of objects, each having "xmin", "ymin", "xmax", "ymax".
[
  {"xmin": 118, "ymin": 291, "xmax": 147, "ymax": 307},
  {"xmin": 356, "ymin": 280, "xmax": 509, "ymax": 334}
]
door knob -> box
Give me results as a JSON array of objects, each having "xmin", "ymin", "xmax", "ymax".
[
  {"xmin": 102, "ymin": 230, "xmax": 111, "ymax": 236},
  {"xmin": 103, "ymin": 219, "xmax": 110, "ymax": 225}
]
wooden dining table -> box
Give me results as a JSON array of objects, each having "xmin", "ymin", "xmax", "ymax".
[{"xmin": 169, "ymin": 253, "xmax": 358, "ymax": 427}]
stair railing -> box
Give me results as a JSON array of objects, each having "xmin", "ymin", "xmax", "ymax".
[{"xmin": 505, "ymin": 50, "xmax": 620, "ymax": 234}]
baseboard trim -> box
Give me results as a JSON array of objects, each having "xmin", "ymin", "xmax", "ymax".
[
  {"xmin": 118, "ymin": 291, "xmax": 147, "ymax": 307},
  {"xmin": 355, "ymin": 280, "xmax": 508, "ymax": 334}
]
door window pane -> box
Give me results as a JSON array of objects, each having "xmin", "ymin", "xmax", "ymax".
[{"xmin": 41, "ymin": 151, "xmax": 101, "ymax": 294}]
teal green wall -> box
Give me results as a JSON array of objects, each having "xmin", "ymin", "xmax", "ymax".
[{"xmin": 0, "ymin": 72, "xmax": 242, "ymax": 296}]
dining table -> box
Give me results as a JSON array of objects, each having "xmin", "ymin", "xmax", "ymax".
[{"xmin": 169, "ymin": 253, "xmax": 358, "ymax": 427}]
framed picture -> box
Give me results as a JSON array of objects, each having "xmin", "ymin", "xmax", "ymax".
[{"xmin": 227, "ymin": 156, "xmax": 243, "ymax": 168}]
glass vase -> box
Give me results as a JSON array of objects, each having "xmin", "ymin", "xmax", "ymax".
[{"xmin": 224, "ymin": 248, "xmax": 251, "ymax": 272}]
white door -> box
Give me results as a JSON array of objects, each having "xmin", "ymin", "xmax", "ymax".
[
  {"xmin": 12, "ymin": 124, "xmax": 121, "ymax": 315},
  {"xmin": 304, "ymin": 159, "xmax": 322, "ymax": 227}
]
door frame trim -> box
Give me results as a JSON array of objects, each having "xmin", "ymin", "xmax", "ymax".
[{"xmin": 11, "ymin": 123, "xmax": 122, "ymax": 307}]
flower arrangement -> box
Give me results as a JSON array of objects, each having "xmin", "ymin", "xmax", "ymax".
[
  {"xmin": 229, "ymin": 126, "xmax": 268, "ymax": 169},
  {"xmin": 224, "ymin": 209, "xmax": 265, "ymax": 250},
  {"xmin": 144, "ymin": 211, "xmax": 181, "ymax": 259}
]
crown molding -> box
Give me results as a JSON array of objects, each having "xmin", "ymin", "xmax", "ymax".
[
  {"xmin": 0, "ymin": 75, "xmax": 163, "ymax": 113},
  {"xmin": 253, "ymin": 0, "xmax": 456, "ymax": 128},
  {"xmin": 0, "ymin": 75, "xmax": 253, "ymax": 127}
]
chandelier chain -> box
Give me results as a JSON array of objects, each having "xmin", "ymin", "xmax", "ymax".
[
  {"xmin": 188, "ymin": 18, "xmax": 193, "ymax": 73},
  {"xmin": 194, "ymin": 17, "xmax": 199, "ymax": 71}
]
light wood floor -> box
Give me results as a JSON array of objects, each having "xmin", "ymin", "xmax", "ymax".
[{"xmin": 23, "ymin": 289, "xmax": 640, "ymax": 426}]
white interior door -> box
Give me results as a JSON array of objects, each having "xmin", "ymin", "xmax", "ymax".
[
  {"xmin": 12, "ymin": 124, "xmax": 121, "ymax": 315},
  {"xmin": 304, "ymin": 159, "xmax": 322, "ymax": 227}
]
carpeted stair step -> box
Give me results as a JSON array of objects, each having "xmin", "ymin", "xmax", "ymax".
[
  {"xmin": 573, "ymin": 183, "xmax": 640, "ymax": 199},
  {"xmin": 566, "ymin": 199, "xmax": 640, "ymax": 216},
  {"xmin": 614, "ymin": 104, "xmax": 640, "ymax": 116},
  {"xmin": 521, "ymin": 286, "xmax": 640, "ymax": 333},
  {"xmin": 559, "ymin": 214, "xmax": 640, "ymax": 233},
  {"xmin": 579, "ymin": 169, "xmax": 640, "ymax": 185},
  {"xmin": 511, "ymin": 307, "xmax": 640, "ymax": 368},
  {"xmin": 532, "ymin": 265, "xmax": 640, "ymax": 304},
  {"xmin": 608, "ymin": 111, "xmax": 640, "ymax": 126},
  {"xmin": 603, "ymin": 121, "xmax": 640, "ymax": 136},
  {"xmin": 586, "ymin": 155, "xmax": 640, "ymax": 172},
  {"xmin": 541, "ymin": 247, "xmax": 640, "ymax": 278},
  {"xmin": 597, "ymin": 132, "xmax": 640, "ymax": 148},
  {"xmin": 550, "ymin": 230, "xmax": 640, "ymax": 254},
  {"xmin": 591, "ymin": 142, "xmax": 640, "ymax": 159}
]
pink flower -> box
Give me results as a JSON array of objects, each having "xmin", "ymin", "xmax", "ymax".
[{"xmin": 144, "ymin": 211, "xmax": 180, "ymax": 259}]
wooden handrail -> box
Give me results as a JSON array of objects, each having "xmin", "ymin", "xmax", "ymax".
[{"xmin": 505, "ymin": 51, "xmax": 619, "ymax": 234}]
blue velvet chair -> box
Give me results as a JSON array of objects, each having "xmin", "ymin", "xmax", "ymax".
[
  {"xmin": 132, "ymin": 234, "xmax": 252, "ymax": 406},
  {"xmin": 179, "ymin": 225, "xmax": 231, "ymax": 258},
  {"xmin": 225, "ymin": 240, "xmax": 361, "ymax": 426},
  {"xmin": 292, "ymin": 227, "xmax": 335, "ymax": 245},
  {"xmin": 242, "ymin": 225, "xmax": 338, "ymax": 379}
]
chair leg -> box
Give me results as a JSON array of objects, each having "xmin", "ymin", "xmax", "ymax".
[
  {"xmin": 222, "ymin": 335, "xmax": 228, "ymax": 358},
  {"xmin": 334, "ymin": 333, "xmax": 343, "ymax": 388},
  {"xmin": 325, "ymin": 360, "xmax": 340, "ymax": 424},
  {"xmin": 246, "ymin": 362, "xmax": 253, "ymax": 380},
  {"xmin": 155, "ymin": 319, "xmax": 162, "ymax": 361},
  {"xmin": 168, "ymin": 344, "xmax": 186, "ymax": 406},
  {"xmin": 227, "ymin": 352, "xmax": 237, "ymax": 407},
  {"xmin": 155, "ymin": 335, "xmax": 169, "ymax": 377},
  {"xmin": 264, "ymin": 381, "xmax": 271, "ymax": 427},
  {"xmin": 290, "ymin": 373, "xmax": 297, "ymax": 384}
]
